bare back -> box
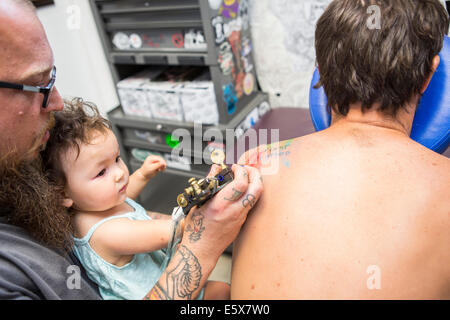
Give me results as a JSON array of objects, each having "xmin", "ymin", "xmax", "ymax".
[{"xmin": 232, "ymin": 123, "xmax": 450, "ymax": 299}]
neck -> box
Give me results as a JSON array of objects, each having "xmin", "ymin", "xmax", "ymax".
[{"xmin": 330, "ymin": 98, "xmax": 419, "ymax": 136}]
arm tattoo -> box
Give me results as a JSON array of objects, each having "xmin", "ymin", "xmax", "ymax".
[
  {"xmin": 143, "ymin": 245, "xmax": 202, "ymax": 300},
  {"xmin": 242, "ymin": 194, "xmax": 256, "ymax": 209},
  {"xmin": 185, "ymin": 210, "xmax": 205, "ymax": 242},
  {"xmin": 144, "ymin": 282, "xmax": 166, "ymax": 300},
  {"xmin": 224, "ymin": 187, "xmax": 244, "ymax": 201},
  {"xmin": 167, "ymin": 245, "xmax": 202, "ymax": 299}
]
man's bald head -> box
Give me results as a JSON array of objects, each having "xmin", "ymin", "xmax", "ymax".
[
  {"xmin": 0, "ymin": 0, "xmax": 52, "ymax": 81},
  {"xmin": 0, "ymin": 0, "xmax": 57, "ymax": 157},
  {"xmin": 10, "ymin": 0, "xmax": 36, "ymax": 11}
]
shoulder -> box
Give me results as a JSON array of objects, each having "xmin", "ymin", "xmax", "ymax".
[
  {"xmin": 73, "ymin": 201, "xmax": 138, "ymax": 239},
  {"xmin": 238, "ymin": 136, "xmax": 312, "ymax": 168},
  {"xmin": 410, "ymin": 145, "xmax": 450, "ymax": 199},
  {"xmin": 0, "ymin": 219, "xmax": 101, "ymax": 299},
  {"xmin": 400, "ymin": 147, "xmax": 450, "ymax": 264},
  {"xmin": 424, "ymin": 152, "xmax": 450, "ymax": 221},
  {"xmin": 0, "ymin": 219, "xmax": 57, "ymax": 258}
]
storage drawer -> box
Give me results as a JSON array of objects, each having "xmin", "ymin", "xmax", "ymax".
[
  {"xmin": 110, "ymin": 28, "xmax": 207, "ymax": 51},
  {"xmin": 127, "ymin": 147, "xmax": 211, "ymax": 177},
  {"xmin": 122, "ymin": 127, "xmax": 225, "ymax": 157},
  {"xmin": 98, "ymin": 0, "xmax": 200, "ymax": 15}
]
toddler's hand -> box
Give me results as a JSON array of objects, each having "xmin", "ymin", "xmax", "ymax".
[{"xmin": 139, "ymin": 155, "xmax": 167, "ymax": 180}]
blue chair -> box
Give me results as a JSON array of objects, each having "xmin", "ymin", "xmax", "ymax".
[{"xmin": 309, "ymin": 36, "xmax": 450, "ymax": 154}]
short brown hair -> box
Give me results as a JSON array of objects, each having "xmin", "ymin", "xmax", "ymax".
[
  {"xmin": 314, "ymin": 0, "xmax": 449, "ymax": 117},
  {"xmin": 42, "ymin": 98, "xmax": 111, "ymax": 188}
]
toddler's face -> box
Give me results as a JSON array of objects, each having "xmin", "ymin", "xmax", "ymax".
[{"xmin": 61, "ymin": 129, "xmax": 129, "ymax": 212}]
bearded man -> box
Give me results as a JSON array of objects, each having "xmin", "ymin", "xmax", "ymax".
[{"xmin": 0, "ymin": 0, "xmax": 262, "ymax": 300}]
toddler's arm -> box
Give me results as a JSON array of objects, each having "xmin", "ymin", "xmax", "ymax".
[
  {"xmin": 146, "ymin": 211, "xmax": 171, "ymax": 220},
  {"xmin": 88, "ymin": 217, "xmax": 175, "ymax": 256},
  {"xmin": 127, "ymin": 155, "xmax": 166, "ymax": 200}
]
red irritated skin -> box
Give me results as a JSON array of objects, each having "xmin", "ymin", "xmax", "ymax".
[{"xmin": 238, "ymin": 140, "xmax": 294, "ymax": 173}]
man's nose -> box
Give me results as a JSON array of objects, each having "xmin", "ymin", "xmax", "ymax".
[{"xmin": 43, "ymin": 86, "xmax": 64, "ymax": 112}]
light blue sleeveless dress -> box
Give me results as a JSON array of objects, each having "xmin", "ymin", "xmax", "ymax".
[{"xmin": 72, "ymin": 198, "xmax": 169, "ymax": 300}]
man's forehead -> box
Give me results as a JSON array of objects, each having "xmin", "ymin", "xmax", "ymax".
[
  {"xmin": 0, "ymin": 0, "xmax": 53, "ymax": 81},
  {"xmin": 1, "ymin": 50, "xmax": 54, "ymax": 83},
  {"xmin": 20, "ymin": 62, "xmax": 53, "ymax": 83},
  {"xmin": 0, "ymin": 0, "xmax": 41, "ymax": 39}
]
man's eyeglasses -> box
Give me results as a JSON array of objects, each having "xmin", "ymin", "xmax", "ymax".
[{"xmin": 0, "ymin": 66, "xmax": 56, "ymax": 109}]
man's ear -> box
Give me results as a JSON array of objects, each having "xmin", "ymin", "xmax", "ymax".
[
  {"xmin": 421, "ymin": 55, "xmax": 440, "ymax": 94},
  {"xmin": 62, "ymin": 197, "xmax": 73, "ymax": 208}
]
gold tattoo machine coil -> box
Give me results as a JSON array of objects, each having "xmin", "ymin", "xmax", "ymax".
[{"xmin": 176, "ymin": 149, "xmax": 234, "ymax": 215}]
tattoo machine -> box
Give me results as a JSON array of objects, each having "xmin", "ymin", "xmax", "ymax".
[
  {"xmin": 165, "ymin": 150, "xmax": 234, "ymax": 263},
  {"xmin": 171, "ymin": 149, "xmax": 234, "ymax": 223}
]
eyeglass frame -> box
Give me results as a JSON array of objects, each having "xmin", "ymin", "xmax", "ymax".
[{"xmin": 0, "ymin": 66, "xmax": 56, "ymax": 109}]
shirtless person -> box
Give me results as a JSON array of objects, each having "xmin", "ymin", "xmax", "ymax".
[
  {"xmin": 231, "ymin": 0, "xmax": 450, "ymax": 299},
  {"xmin": 0, "ymin": 0, "xmax": 262, "ymax": 300}
]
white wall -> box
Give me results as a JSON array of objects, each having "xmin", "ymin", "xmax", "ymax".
[
  {"xmin": 248, "ymin": 0, "xmax": 331, "ymax": 109},
  {"xmin": 248, "ymin": 0, "xmax": 448, "ymax": 109},
  {"xmin": 36, "ymin": 0, "xmax": 118, "ymax": 117}
]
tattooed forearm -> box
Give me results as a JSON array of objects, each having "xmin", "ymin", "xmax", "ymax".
[
  {"xmin": 167, "ymin": 245, "xmax": 202, "ymax": 299},
  {"xmin": 143, "ymin": 245, "xmax": 202, "ymax": 300},
  {"xmin": 144, "ymin": 282, "xmax": 167, "ymax": 300},
  {"xmin": 242, "ymin": 194, "xmax": 256, "ymax": 209},
  {"xmin": 185, "ymin": 210, "xmax": 205, "ymax": 242},
  {"xmin": 224, "ymin": 187, "xmax": 244, "ymax": 201}
]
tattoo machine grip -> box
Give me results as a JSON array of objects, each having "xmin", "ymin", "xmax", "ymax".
[{"xmin": 176, "ymin": 167, "xmax": 234, "ymax": 216}]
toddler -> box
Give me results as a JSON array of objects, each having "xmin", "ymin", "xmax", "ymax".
[{"xmin": 43, "ymin": 98, "xmax": 230, "ymax": 300}]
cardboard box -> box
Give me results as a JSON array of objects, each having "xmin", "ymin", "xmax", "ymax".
[
  {"xmin": 180, "ymin": 81, "xmax": 219, "ymax": 124},
  {"xmin": 143, "ymin": 81, "xmax": 185, "ymax": 122},
  {"xmin": 117, "ymin": 69, "xmax": 163, "ymax": 118},
  {"xmin": 117, "ymin": 68, "xmax": 219, "ymax": 124}
]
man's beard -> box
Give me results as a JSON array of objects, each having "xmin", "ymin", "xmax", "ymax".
[
  {"xmin": 0, "ymin": 151, "xmax": 73, "ymax": 251},
  {"xmin": 27, "ymin": 112, "xmax": 56, "ymax": 158}
]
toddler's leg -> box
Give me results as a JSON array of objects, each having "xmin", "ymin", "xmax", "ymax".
[{"xmin": 203, "ymin": 281, "xmax": 230, "ymax": 300}]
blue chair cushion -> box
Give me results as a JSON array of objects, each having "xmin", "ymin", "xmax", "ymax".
[{"xmin": 309, "ymin": 36, "xmax": 450, "ymax": 154}]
